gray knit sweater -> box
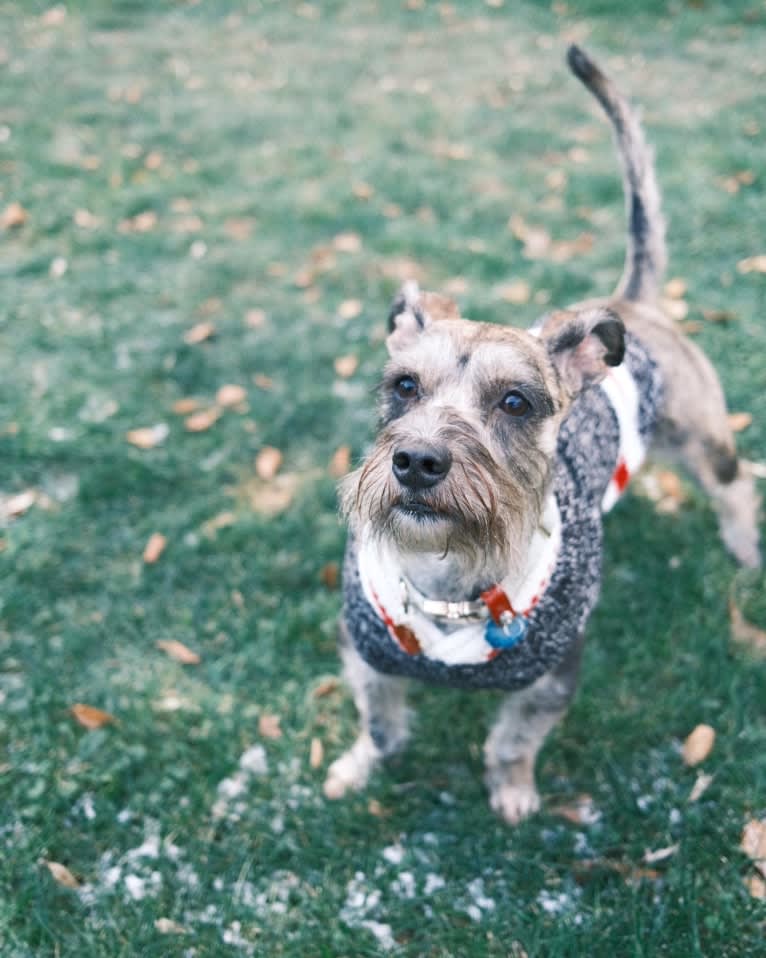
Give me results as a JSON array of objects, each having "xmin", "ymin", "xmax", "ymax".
[{"xmin": 342, "ymin": 335, "xmax": 663, "ymax": 691}]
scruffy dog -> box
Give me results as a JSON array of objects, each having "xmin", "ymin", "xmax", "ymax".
[{"xmin": 324, "ymin": 46, "xmax": 761, "ymax": 823}]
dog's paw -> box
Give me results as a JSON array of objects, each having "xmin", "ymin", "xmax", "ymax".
[
  {"xmin": 323, "ymin": 736, "xmax": 379, "ymax": 800},
  {"xmin": 489, "ymin": 783, "xmax": 541, "ymax": 825}
]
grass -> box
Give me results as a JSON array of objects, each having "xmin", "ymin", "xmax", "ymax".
[{"xmin": 1, "ymin": 0, "xmax": 765, "ymax": 954}]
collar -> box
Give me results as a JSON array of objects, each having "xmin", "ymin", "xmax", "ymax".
[{"xmin": 357, "ymin": 495, "xmax": 561, "ymax": 667}]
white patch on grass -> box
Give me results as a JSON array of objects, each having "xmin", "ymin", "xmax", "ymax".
[
  {"xmin": 72, "ymin": 792, "xmax": 96, "ymax": 821},
  {"xmin": 424, "ymin": 873, "xmax": 445, "ymax": 895},
  {"xmin": 382, "ymin": 843, "xmax": 405, "ymax": 865},
  {"xmin": 212, "ymin": 745, "xmax": 269, "ymax": 821},
  {"xmin": 340, "ymin": 871, "xmax": 394, "ymax": 951},
  {"xmin": 537, "ymin": 886, "xmax": 582, "ymax": 917},
  {"xmin": 461, "ymin": 877, "xmax": 495, "ymax": 922},
  {"xmin": 222, "ymin": 920, "xmax": 256, "ymax": 954},
  {"xmin": 390, "ymin": 870, "xmax": 416, "ymax": 900}
]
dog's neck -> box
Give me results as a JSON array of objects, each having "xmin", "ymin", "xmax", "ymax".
[{"xmin": 395, "ymin": 495, "xmax": 555, "ymax": 603}]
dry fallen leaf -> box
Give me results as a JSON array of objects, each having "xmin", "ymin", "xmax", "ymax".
[
  {"xmin": 255, "ymin": 446, "xmax": 283, "ymax": 480},
  {"xmin": 368, "ymin": 798, "xmax": 390, "ymax": 817},
  {"xmin": 688, "ymin": 772, "xmax": 713, "ymax": 803},
  {"xmin": 1, "ymin": 202, "xmax": 29, "ymax": 229},
  {"xmin": 157, "ymin": 639, "xmax": 201, "ymax": 665},
  {"xmin": 664, "ymin": 278, "xmax": 687, "ymax": 299},
  {"xmin": 329, "ymin": 445, "xmax": 352, "ymax": 478},
  {"xmin": 737, "ymin": 255, "xmax": 766, "ymax": 274},
  {"xmin": 224, "ymin": 217, "xmax": 255, "ymax": 241},
  {"xmin": 498, "ymin": 280, "xmax": 531, "ymax": 304},
  {"xmin": 202, "ymin": 511, "xmax": 236, "ymax": 536},
  {"xmin": 44, "ymin": 860, "xmax": 81, "ymax": 889},
  {"xmin": 253, "ymin": 374, "xmax": 274, "ymax": 390},
  {"xmin": 118, "ymin": 210, "xmax": 157, "ymax": 233},
  {"xmin": 155, "ymin": 918, "xmax": 187, "ymax": 935},
  {"xmin": 126, "ymin": 423, "xmax": 169, "ymax": 449},
  {"xmin": 334, "ymin": 355, "xmax": 358, "ymax": 379},
  {"xmin": 216, "ymin": 384, "xmax": 247, "ymax": 407},
  {"xmin": 338, "ymin": 299, "xmax": 363, "ymax": 321},
  {"xmin": 657, "ymin": 469, "xmax": 685, "ymax": 502},
  {"xmin": 352, "ymin": 182, "xmax": 375, "ymax": 200},
  {"xmin": 244, "ymin": 474, "xmax": 298, "ymax": 516},
  {"xmin": 728, "ymin": 412, "xmax": 753, "ymax": 433},
  {"xmin": 258, "ymin": 713, "xmax": 282, "ymax": 739},
  {"xmin": 643, "ymin": 844, "xmax": 679, "ymax": 865},
  {"xmin": 185, "ymin": 407, "xmax": 221, "ymax": 433},
  {"xmin": 142, "ymin": 532, "xmax": 167, "ymax": 564},
  {"xmin": 310, "ymin": 737, "xmax": 324, "ymax": 769},
  {"xmin": 333, "ymin": 231, "xmax": 362, "ymax": 253},
  {"xmin": 744, "ymin": 874, "xmax": 766, "ymax": 900},
  {"xmin": 183, "ymin": 321, "xmax": 216, "ymax": 345},
  {"xmin": 551, "ymin": 794, "xmax": 601, "ymax": 825},
  {"xmin": 172, "ymin": 397, "xmax": 200, "ymax": 415},
  {"xmin": 320, "ymin": 562, "xmax": 339, "ymax": 590},
  {"xmin": 246, "ymin": 308, "xmax": 267, "ymax": 328},
  {"xmin": 1, "ymin": 489, "xmax": 36, "ymax": 520},
  {"xmin": 741, "ymin": 819, "xmax": 766, "ymax": 877},
  {"xmin": 702, "ymin": 308, "xmax": 737, "ymax": 324},
  {"xmin": 729, "ymin": 597, "xmax": 766, "ymax": 656},
  {"xmin": 70, "ymin": 703, "xmax": 116, "ymax": 730},
  {"xmin": 662, "ymin": 297, "xmax": 689, "ymax": 321},
  {"xmin": 682, "ymin": 724, "xmax": 715, "ymax": 766},
  {"xmin": 312, "ymin": 676, "xmax": 340, "ymax": 698}
]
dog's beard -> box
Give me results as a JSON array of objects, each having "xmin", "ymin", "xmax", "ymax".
[{"xmin": 341, "ymin": 425, "xmax": 547, "ymax": 578}]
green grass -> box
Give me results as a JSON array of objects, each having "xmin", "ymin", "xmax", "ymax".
[{"xmin": 2, "ymin": 1, "xmax": 766, "ymax": 954}]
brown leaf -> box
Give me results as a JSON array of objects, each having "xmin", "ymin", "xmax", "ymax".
[
  {"xmin": 688, "ymin": 772, "xmax": 713, "ymax": 803},
  {"xmin": 574, "ymin": 859, "xmax": 661, "ymax": 885},
  {"xmin": 657, "ymin": 469, "xmax": 685, "ymax": 502},
  {"xmin": 255, "ymin": 446, "xmax": 283, "ymax": 480},
  {"xmin": 198, "ymin": 297, "xmax": 223, "ymax": 317},
  {"xmin": 202, "ymin": 511, "xmax": 236, "ymax": 536},
  {"xmin": 216, "ymin": 384, "xmax": 247, "ymax": 408},
  {"xmin": 333, "ymin": 231, "xmax": 362, "ymax": 253},
  {"xmin": 728, "ymin": 412, "xmax": 752, "ymax": 433},
  {"xmin": 729, "ymin": 598, "xmax": 766, "ymax": 656},
  {"xmin": 334, "ymin": 355, "xmax": 358, "ymax": 379},
  {"xmin": 118, "ymin": 210, "xmax": 157, "ymax": 233},
  {"xmin": 70, "ymin": 703, "xmax": 116, "ymax": 730},
  {"xmin": 320, "ymin": 562, "xmax": 340, "ymax": 590},
  {"xmin": 338, "ymin": 299, "xmax": 363, "ymax": 321},
  {"xmin": 245, "ymin": 309, "xmax": 266, "ymax": 328},
  {"xmin": 737, "ymin": 255, "xmax": 766, "ymax": 274},
  {"xmin": 172, "ymin": 215, "xmax": 203, "ymax": 234},
  {"xmin": 183, "ymin": 321, "xmax": 216, "ymax": 345},
  {"xmin": 157, "ymin": 639, "xmax": 201, "ymax": 665},
  {"xmin": 245, "ymin": 474, "xmax": 298, "ymax": 516},
  {"xmin": 126, "ymin": 423, "xmax": 169, "ymax": 449},
  {"xmin": 551, "ymin": 794, "xmax": 601, "ymax": 825},
  {"xmin": 171, "ymin": 397, "xmax": 200, "ymax": 415},
  {"xmin": 144, "ymin": 150, "xmax": 163, "ymax": 170},
  {"xmin": 184, "ymin": 407, "xmax": 221, "ymax": 432},
  {"xmin": 1, "ymin": 202, "xmax": 29, "ymax": 229},
  {"xmin": 643, "ymin": 844, "xmax": 679, "ymax": 865},
  {"xmin": 310, "ymin": 737, "xmax": 324, "ymax": 769},
  {"xmin": 73, "ymin": 209, "xmax": 100, "ymax": 229},
  {"xmin": 1, "ymin": 490, "xmax": 36, "ymax": 520},
  {"xmin": 367, "ymin": 798, "xmax": 392, "ymax": 817},
  {"xmin": 253, "ymin": 374, "xmax": 274, "ymax": 390},
  {"xmin": 744, "ymin": 874, "xmax": 766, "ymax": 900},
  {"xmin": 312, "ymin": 677, "xmax": 340, "ymax": 698},
  {"xmin": 224, "ymin": 217, "xmax": 255, "ymax": 241},
  {"xmin": 702, "ymin": 308, "xmax": 737, "ymax": 324},
  {"xmin": 498, "ymin": 280, "xmax": 530, "ymax": 304},
  {"xmin": 44, "ymin": 860, "xmax": 81, "ymax": 889},
  {"xmin": 352, "ymin": 182, "xmax": 375, "ymax": 200},
  {"xmin": 682, "ymin": 723, "xmax": 715, "ymax": 766},
  {"xmin": 258, "ymin": 713, "xmax": 282, "ymax": 739},
  {"xmin": 155, "ymin": 918, "xmax": 187, "ymax": 935},
  {"xmin": 329, "ymin": 445, "xmax": 352, "ymax": 478},
  {"xmin": 741, "ymin": 819, "xmax": 766, "ymax": 877},
  {"xmin": 662, "ymin": 298, "xmax": 689, "ymax": 321},
  {"xmin": 142, "ymin": 532, "xmax": 167, "ymax": 564}
]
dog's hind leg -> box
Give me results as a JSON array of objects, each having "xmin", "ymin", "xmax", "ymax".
[
  {"xmin": 324, "ymin": 620, "xmax": 411, "ymax": 799},
  {"xmin": 484, "ymin": 639, "xmax": 583, "ymax": 824}
]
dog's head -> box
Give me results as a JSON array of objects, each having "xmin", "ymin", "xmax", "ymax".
[{"xmin": 342, "ymin": 282, "xmax": 624, "ymax": 572}]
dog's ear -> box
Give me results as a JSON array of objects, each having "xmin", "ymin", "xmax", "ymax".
[
  {"xmin": 538, "ymin": 306, "xmax": 625, "ymax": 395},
  {"xmin": 387, "ymin": 281, "xmax": 459, "ymax": 350}
]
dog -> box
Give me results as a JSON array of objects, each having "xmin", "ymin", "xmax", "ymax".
[{"xmin": 323, "ymin": 45, "xmax": 761, "ymax": 824}]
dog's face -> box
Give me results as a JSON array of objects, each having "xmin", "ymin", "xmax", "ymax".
[{"xmin": 342, "ymin": 284, "xmax": 624, "ymax": 572}]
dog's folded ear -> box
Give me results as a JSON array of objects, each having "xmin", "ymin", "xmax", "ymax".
[
  {"xmin": 538, "ymin": 306, "xmax": 625, "ymax": 395},
  {"xmin": 387, "ymin": 281, "xmax": 460, "ymax": 349}
]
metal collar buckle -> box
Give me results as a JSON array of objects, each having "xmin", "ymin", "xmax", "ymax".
[{"xmin": 399, "ymin": 577, "xmax": 489, "ymax": 624}]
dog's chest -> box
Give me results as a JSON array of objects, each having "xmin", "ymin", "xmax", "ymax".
[{"xmin": 343, "ymin": 335, "xmax": 663, "ymax": 691}]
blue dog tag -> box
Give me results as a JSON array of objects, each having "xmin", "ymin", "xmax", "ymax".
[{"xmin": 484, "ymin": 615, "xmax": 528, "ymax": 650}]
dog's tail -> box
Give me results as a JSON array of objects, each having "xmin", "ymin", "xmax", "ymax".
[{"xmin": 567, "ymin": 45, "xmax": 667, "ymax": 304}]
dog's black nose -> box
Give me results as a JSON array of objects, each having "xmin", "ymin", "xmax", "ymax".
[{"xmin": 392, "ymin": 446, "xmax": 452, "ymax": 490}]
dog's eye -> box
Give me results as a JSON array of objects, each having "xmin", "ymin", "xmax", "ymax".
[
  {"xmin": 500, "ymin": 390, "xmax": 531, "ymax": 417},
  {"xmin": 394, "ymin": 375, "xmax": 418, "ymax": 400}
]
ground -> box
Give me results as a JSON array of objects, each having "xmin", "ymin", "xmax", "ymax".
[{"xmin": 1, "ymin": 0, "xmax": 766, "ymax": 955}]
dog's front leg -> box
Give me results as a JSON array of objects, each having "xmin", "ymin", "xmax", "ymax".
[
  {"xmin": 324, "ymin": 621, "xmax": 411, "ymax": 799},
  {"xmin": 484, "ymin": 641, "xmax": 582, "ymax": 824}
]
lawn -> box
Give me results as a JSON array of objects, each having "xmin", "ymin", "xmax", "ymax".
[{"xmin": 1, "ymin": 0, "xmax": 765, "ymax": 955}]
